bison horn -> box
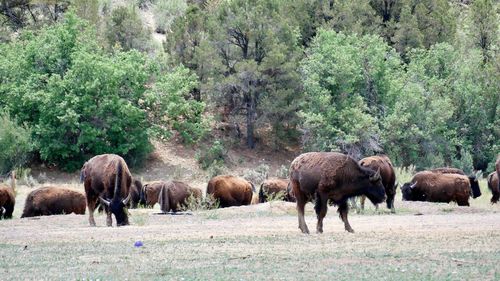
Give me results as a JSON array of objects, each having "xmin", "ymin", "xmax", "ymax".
[
  {"xmin": 99, "ymin": 196, "xmax": 111, "ymax": 207},
  {"xmin": 370, "ymin": 168, "xmax": 381, "ymax": 181},
  {"xmin": 0, "ymin": 206, "xmax": 5, "ymax": 214},
  {"xmin": 122, "ymin": 192, "xmax": 132, "ymax": 205},
  {"xmin": 410, "ymin": 181, "xmax": 418, "ymax": 189}
]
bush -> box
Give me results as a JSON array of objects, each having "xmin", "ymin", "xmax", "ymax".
[
  {"xmin": 105, "ymin": 5, "xmax": 152, "ymax": 52},
  {"xmin": 243, "ymin": 164, "xmax": 270, "ymax": 186},
  {"xmin": 196, "ymin": 140, "xmax": 227, "ymax": 171},
  {"xmin": 152, "ymin": 0, "xmax": 187, "ymax": 34},
  {"xmin": 0, "ymin": 113, "xmax": 33, "ymax": 175}
]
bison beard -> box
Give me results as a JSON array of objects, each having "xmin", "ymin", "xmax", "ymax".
[{"xmin": 290, "ymin": 152, "xmax": 385, "ymax": 234}]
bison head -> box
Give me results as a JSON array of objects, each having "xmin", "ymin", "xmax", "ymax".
[
  {"xmin": 401, "ymin": 181, "xmax": 419, "ymax": 201},
  {"xmin": 468, "ymin": 175, "xmax": 482, "ymax": 199},
  {"xmin": 98, "ymin": 161, "xmax": 131, "ymax": 226},
  {"xmin": 362, "ymin": 168, "xmax": 386, "ymax": 205}
]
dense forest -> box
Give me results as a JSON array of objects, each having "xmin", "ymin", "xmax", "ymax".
[{"xmin": 0, "ymin": 0, "xmax": 498, "ymax": 175}]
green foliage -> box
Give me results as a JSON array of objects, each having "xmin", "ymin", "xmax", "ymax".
[
  {"xmin": 196, "ymin": 140, "xmax": 227, "ymax": 171},
  {"xmin": 144, "ymin": 65, "xmax": 209, "ymax": 144},
  {"xmin": 0, "ymin": 13, "xmax": 153, "ymax": 170},
  {"xmin": 152, "ymin": 0, "xmax": 187, "ymax": 34},
  {"xmin": 300, "ymin": 29, "xmax": 399, "ymax": 156},
  {"xmin": 243, "ymin": 164, "xmax": 270, "ymax": 186},
  {"xmin": 0, "ymin": 113, "xmax": 33, "ymax": 175},
  {"xmin": 105, "ymin": 5, "xmax": 152, "ymax": 52},
  {"xmin": 468, "ymin": 0, "xmax": 499, "ymax": 61}
]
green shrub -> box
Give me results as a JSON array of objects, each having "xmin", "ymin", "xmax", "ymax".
[
  {"xmin": 243, "ymin": 164, "xmax": 269, "ymax": 186},
  {"xmin": 0, "ymin": 113, "xmax": 33, "ymax": 175},
  {"xmin": 152, "ymin": 0, "xmax": 187, "ymax": 34},
  {"xmin": 105, "ymin": 5, "xmax": 152, "ymax": 52}
]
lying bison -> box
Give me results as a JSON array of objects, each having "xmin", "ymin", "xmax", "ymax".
[
  {"xmin": 81, "ymin": 154, "xmax": 132, "ymax": 226},
  {"xmin": 258, "ymin": 178, "xmax": 294, "ymax": 203},
  {"xmin": 159, "ymin": 181, "xmax": 202, "ymax": 212},
  {"xmin": 401, "ymin": 171, "xmax": 471, "ymax": 206},
  {"xmin": 487, "ymin": 172, "xmax": 499, "ymax": 204},
  {"xmin": 358, "ymin": 155, "xmax": 397, "ymax": 213},
  {"xmin": 142, "ymin": 181, "xmax": 164, "ymax": 207},
  {"xmin": 290, "ymin": 152, "xmax": 385, "ymax": 234},
  {"xmin": 0, "ymin": 171, "xmax": 16, "ymax": 219},
  {"xmin": 430, "ymin": 167, "xmax": 481, "ymax": 198},
  {"xmin": 21, "ymin": 186, "xmax": 86, "ymax": 218},
  {"xmin": 206, "ymin": 175, "xmax": 255, "ymax": 208}
]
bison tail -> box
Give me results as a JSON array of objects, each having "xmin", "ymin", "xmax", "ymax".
[
  {"xmin": 159, "ymin": 185, "xmax": 169, "ymax": 213},
  {"xmin": 258, "ymin": 184, "xmax": 265, "ymax": 203}
]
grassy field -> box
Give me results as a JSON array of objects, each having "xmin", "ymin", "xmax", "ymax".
[{"xmin": 1, "ymin": 178, "xmax": 499, "ymax": 280}]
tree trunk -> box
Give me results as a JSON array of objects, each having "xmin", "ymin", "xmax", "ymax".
[{"xmin": 246, "ymin": 94, "xmax": 256, "ymax": 149}]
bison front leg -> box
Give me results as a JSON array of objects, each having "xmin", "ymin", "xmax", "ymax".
[
  {"xmin": 315, "ymin": 192, "xmax": 328, "ymax": 234},
  {"xmin": 292, "ymin": 180, "xmax": 309, "ymax": 234},
  {"xmin": 87, "ymin": 198, "xmax": 97, "ymax": 227},
  {"xmin": 106, "ymin": 211, "xmax": 113, "ymax": 227},
  {"xmin": 338, "ymin": 201, "xmax": 354, "ymax": 233}
]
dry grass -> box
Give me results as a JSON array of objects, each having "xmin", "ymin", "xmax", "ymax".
[{"xmin": 1, "ymin": 178, "xmax": 500, "ymax": 280}]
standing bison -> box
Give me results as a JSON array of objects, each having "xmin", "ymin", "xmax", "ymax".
[
  {"xmin": 487, "ymin": 172, "xmax": 499, "ymax": 204},
  {"xmin": 206, "ymin": 175, "xmax": 255, "ymax": 208},
  {"xmin": 80, "ymin": 154, "xmax": 132, "ymax": 226},
  {"xmin": 401, "ymin": 171, "xmax": 471, "ymax": 206},
  {"xmin": 0, "ymin": 171, "xmax": 16, "ymax": 219},
  {"xmin": 21, "ymin": 187, "xmax": 86, "ymax": 218},
  {"xmin": 258, "ymin": 178, "xmax": 293, "ymax": 203},
  {"xmin": 158, "ymin": 181, "xmax": 202, "ymax": 212},
  {"xmin": 430, "ymin": 167, "xmax": 481, "ymax": 198},
  {"xmin": 358, "ymin": 155, "xmax": 397, "ymax": 213},
  {"xmin": 290, "ymin": 152, "xmax": 385, "ymax": 234}
]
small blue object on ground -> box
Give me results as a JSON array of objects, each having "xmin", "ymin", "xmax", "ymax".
[{"xmin": 134, "ymin": 241, "xmax": 143, "ymax": 247}]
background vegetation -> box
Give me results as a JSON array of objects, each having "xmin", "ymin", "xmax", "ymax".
[{"xmin": 0, "ymin": 0, "xmax": 498, "ymax": 172}]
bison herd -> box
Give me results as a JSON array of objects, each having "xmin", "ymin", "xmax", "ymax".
[{"xmin": 0, "ymin": 152, "xmax": 499, "ymax": 234}]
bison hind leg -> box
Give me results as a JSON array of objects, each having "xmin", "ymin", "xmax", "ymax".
[{"xmin": 315, "ymin": 192, "xmax": 328, "ymax": 234}]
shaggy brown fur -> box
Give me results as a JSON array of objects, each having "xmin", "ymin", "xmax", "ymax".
[
  {"xmin": 430, "ymin": 167, "xmax": 481, "ymax": 198},
  {"xmin": 142, "ymin": 181, "xmax": 164, "ymax": 207},
  {"xmin": 158, "ymin": 181, "xmax": 202, "ymax": 212},
  {"xmin": 289, "ymin": 152, "xmax": 385, "ymax": 234},
  {"xmin": 0, "ymin": 171, "xmax": 15, "ymax": 219},
  {"xmin": 206, "ymin": 175, "xmax": 254, "ymax": 208},
  {"xmin": 129, "ymin": 178, "xmax": 144, "ymax": 208},
  {"xmin": 496, "ymin": 155, "xmax": 500, "ymax": 202},
  {"xmin": 80, "ymin": 154, "xmax": 132, "ymax": 226},
  {"xmin": 359, "ymin": 155, "xmax": 397, "ymax": 213},
  {"xmin": 401, "ymin": 171, "xmax": 471, "ymax": 206},
  {"xmin": 258, "ymin": 178, "xmax": 291, "ymax": 203},
  {"xmin": 21, "ymin": 186, "xmax": 86, "ymax": 218},
  {"xmin": 487, "ymin": 172, "xmax": 499, "ymax": 204}
]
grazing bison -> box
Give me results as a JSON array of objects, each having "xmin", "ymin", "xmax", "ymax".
[
  {"xmin": 80, "ymin": 154, "xmax": 132, "ymax": 226},
  {"xmin": 206, "ymin": 175, "xmax": 255, "ymax": 208},
  {"xmin": 401, "ymin": 171, "xmax": 471, "ymax": 206},
  {"xmin": 430, "ymin": 167, "xmax": 481, "ymax": 198},
  {"xmin": 129, "ymin": 178, "xmax": 144, "ymax": 208},
  {"xmin": 142, "ymin": 181, "xmax": 164, "ymax": 207},
  {"xmin": 290, "ymin": 152, "xmax": 385, "ymax": 234},
  {"xmin": 358, "ymin": 155, "xmax": 397, "ymax": 213},
  {"xmin": 487, "ymin": 172, "xmax": 499, "ymax": 204},
  {"xmin": 0, "ymin": 171, "xmax": 16, "ymax": 219},
  {"xmin": 21, "ymin": 186, "xmax": 86, "ymax": 218},
  {"xmin": 158, "ymin": 181, "xmax": 202, "ymax": 212},
  {"xmin": 258, "ymin": 178, "xmax": 292, "ymax": 203}
]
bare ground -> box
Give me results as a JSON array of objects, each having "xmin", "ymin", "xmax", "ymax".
[{"xmin": 1, "ymin": 195, "xmax": 500, "ymax": 280}]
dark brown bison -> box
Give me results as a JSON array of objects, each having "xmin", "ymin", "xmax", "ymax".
[
  {"xmin": 258, "ymin": 178, "xmax": 293, "ymax": 203},
  {"xmin": 129, "ymin": 178, "xmax": 144, "ymax": 208},
  {"xmin": 21, "ymin": 186, "xmax": 86, "ymax": 218},
  {"xmin": 80, "ymin": 154, "xmax": 132, "ymax": 226},
  {"xmin": 206, "ymin": 175, "xmax": 255, "ymax": 208},
  {"xmin": 488, "ymin": 171, "xmax": 499, "ymax": 204},
  {"xmin": 401, "ymin": 171, "xmax": 471, "ymax": 206},
  {"xmin": 358, "ymin": 155, "xmax": 397, "ymax": 213},
  {"xmin": 430, "ymin": 167, "xmax": 481, "ymax": 198},
  {"xmin": 290, "ymin": 152, "xmax": 385, "ymax": 234},
  {"xmin": 142, "ymin": 181, "xmax": 164, "ymax": 207},
  {"xmin": 158, "ymin": 181, "xmax": 202, "ymax": 212},
  {"xmin": 0, "ymin": 171, "xmax": 16, "ymax": 219}
]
